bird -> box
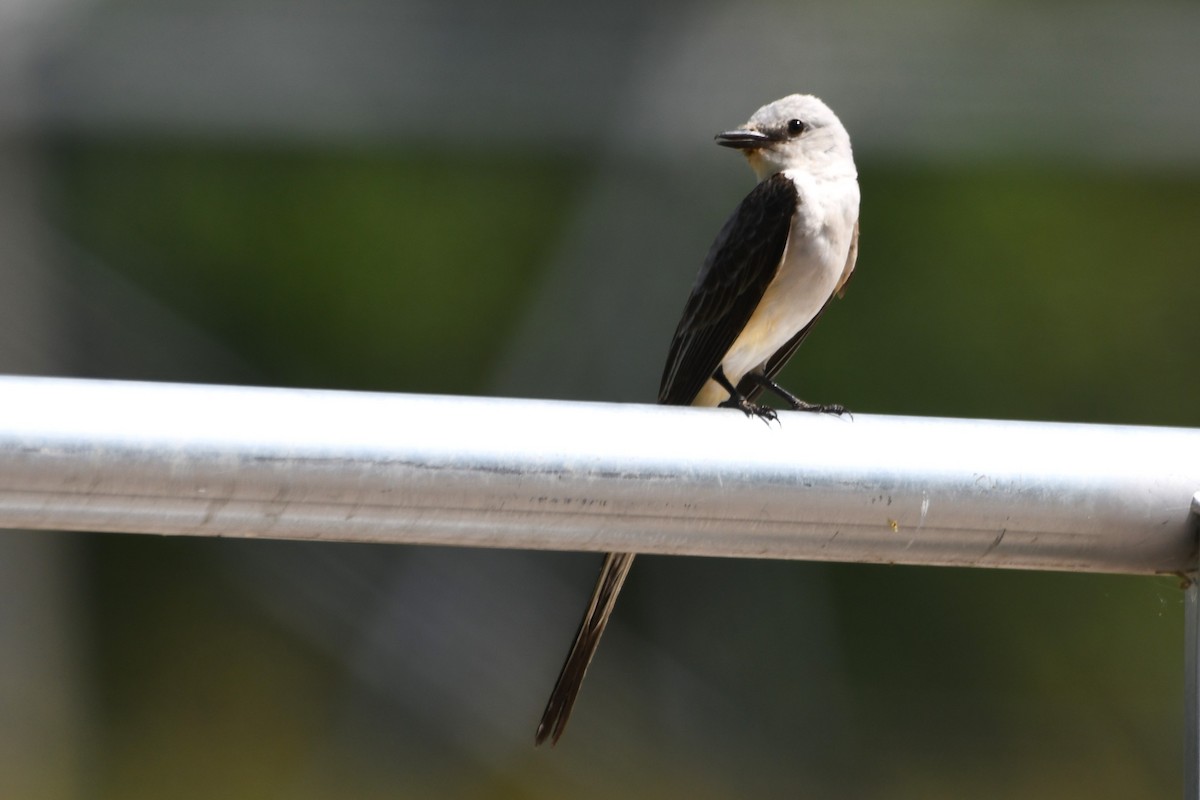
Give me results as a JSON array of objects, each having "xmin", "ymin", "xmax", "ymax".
[{"xmin": 535, "ymin": 93, "xmax": 861, "ymax": 746}]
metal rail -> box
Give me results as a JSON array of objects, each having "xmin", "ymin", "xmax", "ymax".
[
  {"xmin": 1188, "ymin": 492, "xmax": 1200, "ymax": 798},
  {"xmin": 1, "ymin": 374, "xmax": 1198, "ymax": 794},
  {"xmin": 0, "ymin": 375, "xmax": 1195, "ymax": 573}
]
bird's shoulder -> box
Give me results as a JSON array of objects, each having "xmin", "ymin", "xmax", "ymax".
[{"xmin": 692, "ymin": 172, "xmax": 798, "ymax": 299}]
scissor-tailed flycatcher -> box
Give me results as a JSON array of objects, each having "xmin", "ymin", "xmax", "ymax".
[{"xmin": 536, "ymin": 93, "xmax": 861, "ymax": 746}]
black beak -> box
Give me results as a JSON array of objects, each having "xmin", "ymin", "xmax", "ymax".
[{"xmin": 715, "ymin": 129, "xmax": 773, "ymax": 150}]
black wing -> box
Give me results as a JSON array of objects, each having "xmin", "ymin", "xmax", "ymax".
[
  {"xmin": 658, "ymin": 172, "xmax": 797, "ymax": 406},
  {"xmin": 735, "ymin": 218, "xmax": 860, "ymax": 401}
]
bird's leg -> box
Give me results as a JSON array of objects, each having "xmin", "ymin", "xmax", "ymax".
[
  {"xmin": 714, "ymin": 368, "xmax": 778, "ymax": 423},
  {"xmin": 744, "ymin": 372, "xmax": 849, "ymax": 417}
]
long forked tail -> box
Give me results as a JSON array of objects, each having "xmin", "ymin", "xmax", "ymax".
[{"xmin": 535, "ymin": 552, "xmax": 636, "ymax": 746}]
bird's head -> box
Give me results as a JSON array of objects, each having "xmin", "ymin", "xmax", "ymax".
[{"xmin": 715, "ymin": 94, "xmax": 854, "ymax": 182}]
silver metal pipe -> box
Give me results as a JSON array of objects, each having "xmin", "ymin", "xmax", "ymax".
[
  {"xmin": 1188, "ymin": 581, "xmax": 1200, "ymax": 799},
  {"xmin": 1189, "ymin": 493, "xmax": 1200, "ymax": 799},
  {"xmin": 0, "ymin": 375, "xmax": 1196, "ymax": 575}
]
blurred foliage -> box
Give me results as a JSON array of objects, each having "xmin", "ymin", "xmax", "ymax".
[
  {"xmin": 47, "ymin": 139, "xmax": 1199, "ymax": 799},
  {"xmin": 825, "ymin": 566, "xmax": 1181, "ymax": 797},
  {"xmin": 51, "ymin": 139, "xmax": 584, "ymax": 393}
]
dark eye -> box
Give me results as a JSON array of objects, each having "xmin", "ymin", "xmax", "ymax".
[{"xmin": 786, "ymin": 119, "xmax": 806, "ymax": 136}]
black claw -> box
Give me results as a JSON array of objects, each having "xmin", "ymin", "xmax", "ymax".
[
  {"xmin": 792, "ymin": 401, "xmax": 852, "ymax": 420},
  {"xmin": 793, "ymin": 401, "xmax": 847, "ymax": 416},
  {"xmin": 719, "ymin": 393, "xmax": 779, "ymax": 425},
  {"xmin": 817, "ymin": 404, "xmax": 853, "ymax": 421},
  {"xmin": 744, "ymin": 402, "xmax": 777, "ymax": 424},
  {"xmin": 753, "ymin": 405, "xmax": 779, "ymax": 425}
]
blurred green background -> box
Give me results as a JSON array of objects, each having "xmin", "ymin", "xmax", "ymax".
[{"xmin": 1, "ymin": 0, "xmax": 1198, "ymax": 798}]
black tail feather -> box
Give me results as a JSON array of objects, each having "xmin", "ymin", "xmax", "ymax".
[{"xmin": 535, "ymin": 552, "xmax": 635, "ymax": 746}]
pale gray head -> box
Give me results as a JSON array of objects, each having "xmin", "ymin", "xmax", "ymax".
[{"xmin": 716, "ymin": 94, "xmax": 855, "ymax": 182}]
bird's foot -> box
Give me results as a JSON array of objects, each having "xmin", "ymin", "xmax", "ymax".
[
  {"xmin": 742, "ymin": 372, "xmax": 852, "ymax": 419},
  {"xmin": 788, "ymin": 399, "xmax": 850, "ymax": 418},
  {"xmin": 720, "ymin": 396, "xmax": 779, "ymax": 425}
]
